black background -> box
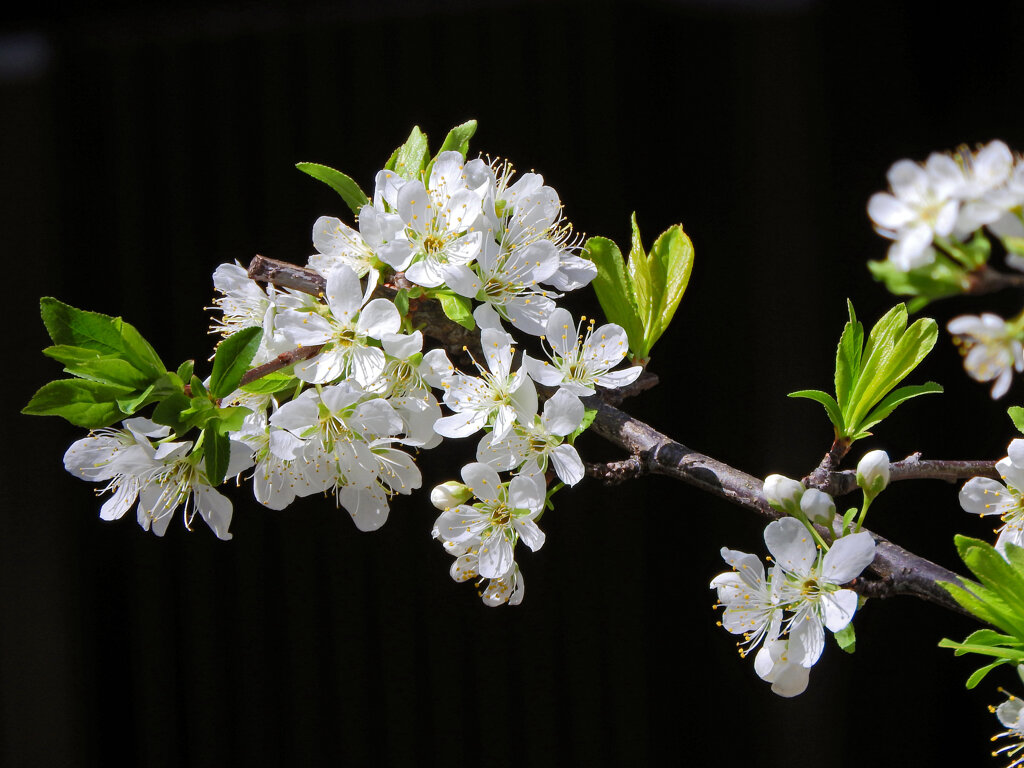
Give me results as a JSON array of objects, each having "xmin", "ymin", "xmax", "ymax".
[{"xmin": 4, "ymin": 1, "xmax": 1024, "ymax": 766}]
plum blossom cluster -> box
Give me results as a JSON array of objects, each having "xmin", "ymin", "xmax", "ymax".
[
  {"xmin": 59, "ymin": 140, "xmax": 649, "ymax": 608},
  {"xmin": 868, "ymin": 139, "xmax": 1024, "ymax": 272},
  {"xmin": 711, "ymin": 462, "xmax": 884, "ymax": 697}
]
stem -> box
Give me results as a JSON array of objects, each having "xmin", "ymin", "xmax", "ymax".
[{"xmin": 855, "ymin": 496, "xmax": 872, "ymax": 533}]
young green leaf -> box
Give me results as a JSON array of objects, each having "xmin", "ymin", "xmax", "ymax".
[
  {"xmin": 833, "ymin": 623, "xmax": 856, "ymax": 654},
  {"xmin": 40, "ymin": 298, "xmax": 165, "ymax": 378},
  {"xmin": 209, "ymin": 327, "xmax": 263, "ymax": 399},
  {"xmin": 434, "ymin": 119, "xmax": 477, "ymax": 164},
  {"xmin": 855, "ymin": 381, "xmax": 944, "ymax": 435},
  {"xmin": 626, "ymin": 214, "xmax": 653, "ymax": 335},
  {"xmin": 567, "ymin": 408, "xmax": 598, "ymax": 444},
  {"xmin": 787, "ymin": 390, "xmax": 843, "ymax": 435},
  {"xmin": 151, "ymin": 391, "xmax": 191, "ymax": 433},
  {"xmin": 585, "ymin": 236, "xmax": 643, "ymax": 352},
  {"xmin": 203, "ymin": 427, "xmax": 232, "ymax": 486},
  {"xmin": 295, "ymin": 162, "xmax": 369, "ymax": 215},
  {"xmin": 436, "ymin": 292, "xmax": 475, "ymax": 330},
  {"xmin": 394, "ymin": 126, "xmax": 430, "ymax": 180},
  {"xmin": 241, "ymin": 371, "xmax": 297, "ymax": 395},
  {"xmin": 22, "ymin": 379, "xmax": 132, "ymax": 428},
  {"xmin": 965, "ymin": 659, "xmax": 1009, "ymax": 689},
  {"xmin": 394, "ymin": 288, "xmax": 410, "ymax": 317},
  {"xmin": 1010, "ymin": 406, "xmax": 1024, "ymax": 435},
  {"xmin": 645, "ymin": 223, "xmax": 694, "ymax": 344},
  {"xmin": 835, "ymin": 300, "xmax": 863, "ymax": 410}
]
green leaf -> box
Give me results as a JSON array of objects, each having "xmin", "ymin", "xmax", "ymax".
[
  {"xmin": 788, "ymin": 389, "xmax": 843, "ymax": 434},
  {"xmin": 40, "ymin": 298, "xmax": 164, "ymax": 378},
  {"xmin": 568, "ymin": 408, "xmax": 598, "ymax": 443},
  {"xmin": 437, "ymin": 119, "xmax": 477, "ymax": 157},
  {"xmin": 645, "ymin": 223, "xmax": 694, "ymax": 345},
  {"xmin": 1009, "ymin": 406, "xmax": 1024, "ymax": 435},
  {"xmin": 190, "ymin": 375, "xmax": 208, "ymax": 400},
  {"xmin": 585, "ymin": 236, "xmax": 644, "ymax": 353},
  {"xmin": 835, "ymin": 300, "xmax": 863, "ymax": 412},
  {"xmin": 394, "ymin": 288, "xmax": 410, "ymax": 317},
  {"xmin": 151, "ymin": 392, "xmax": 191, "ymax": 433},
  {"xmin": 394, "ymin": 126, "xmax": 430, "ymax": 180},
  {"xmin": 295, "ymin": 162, "xmax": 369, "ymax": 215},
  {"xmin": 940, "ymin": 231, "xmax": 991, "ymax": 270},
  {"xmin": 867, "ymin": 255, "xmax": 969, "ymax": 307},
  {"xmin": 209, "ymin": 327, "xmax": 263, "ymax": 399},
  {"xmin": 841, "ymin": 506, "xmax": 858, "ymax": 536},
  {"xmin": 958, "ymin": 628, "xmax": 1021, "ymax": 649},
  {"xmin": 383, "ymin": 146, "xmax": 400, "ymax": 173},
  {"xmin": 965, "ymin": 659, "xmax": 1009, "ymax": 689},
  {"xmin": 176, "ymin": 359, "xmax": 194, "ymax": 382},
  {"xmin": 241, "ymin": 372, "xmax": 297, "ymax": 395},
  {"xmin": 855, "ymin": 381, "xmax": 943, "ymax": 434},
  {"xmin": 940, "ymin": 581, "xmax": 1019, "ymax": 635},
  {"xmin": 117, "ymin": 383, "xmax": 156, "ymax": 415},
  {"xmin": 43, "ymin": 344, "xmax": 103, "ymax": 366},
  {"xmin": 626, "ymin": 214, "xmax": 653, "ymax": 336},
  {"xmin": 833, "ymin": 623, "xmax": 856, "ymax": 654},
  {"xmin": 213, "ymin": 407, "xmax": 251, "ymax": 434},
  {"xmin": 22, "ymin": 378, "xmax": 131, "ymax": 428},
  {"xmin": 202, "ymin": 427, "xmax": 232, "ymax": 486},
  {"xmin": 437, "ymin": 292, "xmax": 475, "ymax": 330}
]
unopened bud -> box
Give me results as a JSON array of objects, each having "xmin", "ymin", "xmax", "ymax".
[
  {"xmin": 856, "ymin": 450, "xmax": 890, "ymax": 498},
  {"xmin": 800, "ymin": 488, "xmax": 836, "ymax": 526},
  {"xmin": 431, "ymin": 481, "xmax": 472, "ymax": 510},
  {"xmin": 763, "ymin": 474, "xmax": 805, "ymax": 513}
]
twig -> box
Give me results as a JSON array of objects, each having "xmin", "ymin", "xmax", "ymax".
[
  {"xmin": 825, "ymin": 454, "xmax": 999, "ymax": 497},
  {"xmin": 966, "ymin": 265, "xmax": 1024, "ymax": 295},
  {"xmin": 585, "ymin": 455, "xmax": 647, "ymax": 485},
  {"xmin": 238, "ymin": 345, "xmax": 325, "ymax": 388}
]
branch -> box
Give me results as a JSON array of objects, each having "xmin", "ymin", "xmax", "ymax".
[
  {"xmin": 825, "ymin": 455, "xmax": 999, "ymax": 497},
  {"xmin": 246, "ymin": 254, "xmax": 972, "ymax": 615},
  {"xmin": 582, "ymin": 395, "xmax": 970, "ymax": 614},
  {"xmin": 966, "ymin": 265, "xmax": 1024, "ymax": 295}
]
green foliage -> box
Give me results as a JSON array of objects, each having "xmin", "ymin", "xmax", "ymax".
[
  {"xmin": 585, "ymin": 215, "xmax": 693, "ymax": 362},
  {"xmin": 24, "ymin": 298, "xmax": 172, "ymax": 428},
  {"xmin": 436, "ymin": 120, "xmax": 477, "ymax": 158},
  {"xmin": 567, "ymin": 408, "xmax": 598, "ymax": 444},
  {"xmin": 868, "ymin": 253, "xmax": 971, "ymax": 311},
  {"xmin": 1009, "ymin": 406, "xmax": 1024, "ymax": 435},
  {"xmin": 789, "ymin": 301, "xmax": 941, "ymax": 442},
  {"xmin": 390, "ymin": 126, "xmax": 430, "ymax": 180},
  {"xmin": 436, "ymin": 291, "xmax": 475, "ymax": 330},
  {"xmin": 209, "ymin": 327, "xmax": 263, "ymax": 399},
  {"xmin": 834, "ymin": 623, "xmax": 856, "ymax": 654},
  {"xmin": 939, "ymin": 536, "xmax": 1024, "ymax": 687},
  {"xmin": 295, "ymin": 162, "xmax": 369, "ymax": 215}
]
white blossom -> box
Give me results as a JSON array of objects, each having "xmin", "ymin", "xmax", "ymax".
[
  {"xmin": 766, "ymin": 517, "xmax": 875, "ymax": 668},
  {"xmin": 432, "ymin": 463, "xmax": 546, "ymax": 579},
  {"xmin": 524, "ymin": 309, "xmax": 641, "ymax": 396},
  {"xmin": 992, "ymin": 689, "xmax": 1024, "ymax": 767},
  {"xmin": 868, "ymin": 153, "xmax": 964, "ymax": 271},
  {"xmin": 710, "ymin": 547, "xmax": 780, "ymax": 657},
  {"xmin": 275, "ymin": 265, "xmax": 401, "ymax": 386},
  {"xmin": 948, "ymin": 313, "xmax": 1024, "ymax": 399},
  {"xmin": 959, "ymin": 439, "xmax": 1024, "ymax": 553},
  {"xmin": 434, "ymin": 328, "xmax": 538, "ymax": 441}
]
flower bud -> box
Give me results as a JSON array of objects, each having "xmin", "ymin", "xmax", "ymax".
[
  {"xmin": 856, "ymin": 450, "xmax": 890, "ymax": 498},
  {"xmin": 763, "ymin": 474, "xmax": 805, "ymax": 513},
  {"xmin": 430, "ymin": 481, "xmax": 472, "ymax": 510},
  {"xmin": 800, "ymin": 488, "xmax": 836, "ymax": 526}
]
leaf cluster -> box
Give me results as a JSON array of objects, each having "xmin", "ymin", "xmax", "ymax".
[
  {"xmin": 790, "ymin": 301, "xmax": 942, "ymax": 443},
  {"xmin": 23, "ymin": 299, "xmax": 266, "ymax": 485},
  {"xmin": 585, "ymin": 214, "xmax": 693, "ymax": 363},
  {"xmin": 939, "ymin": 536, "xmax": 1024, "ymax": 689}
]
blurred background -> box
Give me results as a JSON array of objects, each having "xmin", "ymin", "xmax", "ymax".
[{"xmin": 4, "ymin": 1, "xmax": 1024, "ymax": 765}]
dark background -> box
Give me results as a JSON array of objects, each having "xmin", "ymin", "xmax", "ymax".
[{"xmin": 4, "ymin": 1, "xmax": 1024, "ymax": 766}]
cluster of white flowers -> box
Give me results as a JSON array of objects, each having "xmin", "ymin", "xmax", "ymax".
[
  {"xmin": 61, "ymin": 147, "xmax": 649, "ymax": 608},
  {"xmin": 869, "ymin": 139, "xmax": 1024, "ymax": 272},
  {"xmin": 711, "ymin": 472, "xmax": 877, "ymax": 696}
]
